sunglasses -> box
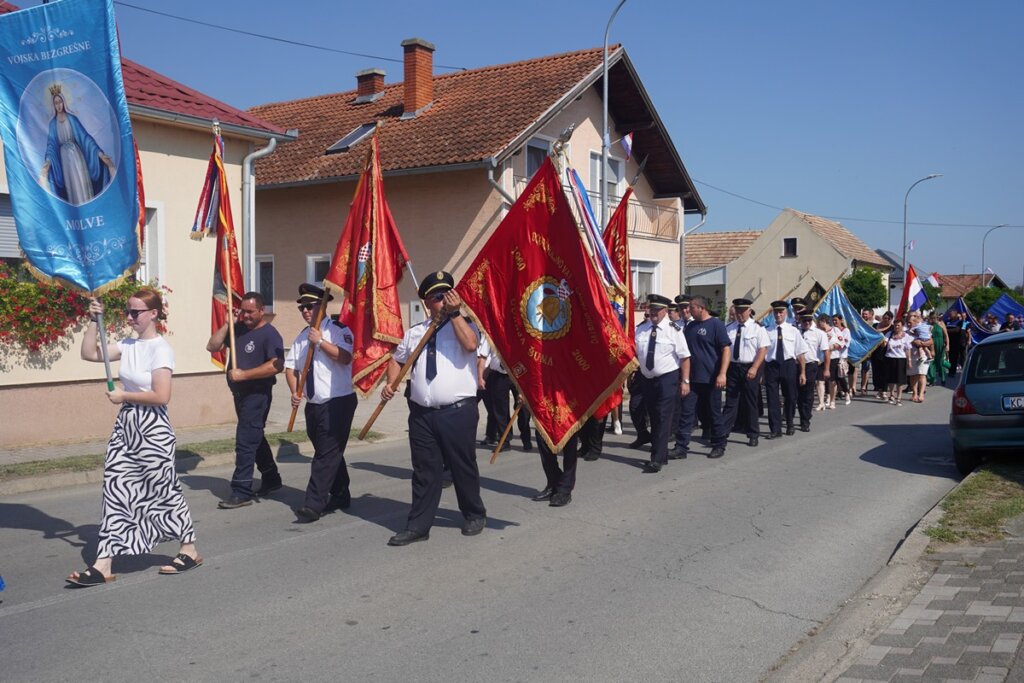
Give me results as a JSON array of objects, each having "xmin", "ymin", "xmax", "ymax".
[
  {"xmin": 297, "ymin": 303, "xmax": 316, "ymax": 311},
  {"xmin": 429, "ymin": 293, "xmax": 446, "ymax": 302},
  {"xmin": 126, "ymin": 308, "xmax": 151, "ymax": 320}
]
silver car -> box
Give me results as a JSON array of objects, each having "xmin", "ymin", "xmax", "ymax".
[{"xmin": 949, "ymin": 329, "xmax": 1024, "ymax": 474}]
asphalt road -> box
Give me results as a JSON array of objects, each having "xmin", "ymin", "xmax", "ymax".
[{"xmin": 0, "ymin": 388, "xmax": 959, "ymax": 682}]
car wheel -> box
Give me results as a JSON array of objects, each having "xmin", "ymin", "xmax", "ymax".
[{"xmin": 953, "ymin": 446, "xmax": 980, "ymax": 476}]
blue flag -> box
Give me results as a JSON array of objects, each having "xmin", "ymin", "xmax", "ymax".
[
  {"xmin": 0, "ymin": 0, "xmax": 138, "ymax": 294},
  {"xmin": 816, "ymin": 284, "xmax": 884, "ymax": 363}
]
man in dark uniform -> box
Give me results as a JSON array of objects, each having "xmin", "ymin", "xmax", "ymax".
[
  {"xmin": 634, "ymin": 294, "xmax": 691, "ymax": 473},
  {"xmin": 764, "ymin": 300, "xmax": 807, "ymax": 439},
  {"xmin": 381, "ymin": 271, "xmax": 487, "ymax": 546},
  {"xmin": 208, "ymin": 292, "xmax": 285, "ymax": 509},
  {"xmin": 723, "ymin": 298, "xmax": 770, "ymax": 447},
  {"xmin": 284, "ymin": 284, "xmax": 358, "ymax": 522},
  {"xmin": 673, "ymin": 295, "xmax": 731, "ymax": 459},
  {"xmin": 532, "ymin": 431, "xmax": 578, "ymax": 507}
]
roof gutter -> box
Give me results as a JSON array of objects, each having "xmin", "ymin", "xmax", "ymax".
[
  {"xmin": 128, "ymin": 103, "xmax": 297, "ymax": 142},
  {"xmin": 242, "ymin": 138, "xmax": 278, "ymax": 290}
]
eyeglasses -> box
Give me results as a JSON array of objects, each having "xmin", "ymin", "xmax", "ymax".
[
  {"xmin": 297, "ymin": 303, "xmax": 316, "ymax": 311},
  {"xmin": 126, "ymin": 308, "xmax": 151, "ymax": 320}
]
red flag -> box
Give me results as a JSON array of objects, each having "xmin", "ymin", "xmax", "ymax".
[
  {"xmin": 191, "ymin": 135, "xmax": 245, "ymax": 368},
  {"xmin": 457, "ymin": 158, "xmax": 638, "ymax": 451},
  {"xmin": 324, "ymin": 134, "xmax": 410, "ymax": 396},
  {"xmin": 134, "ymin": 139, "xmax": 146, "ymax": 249}
]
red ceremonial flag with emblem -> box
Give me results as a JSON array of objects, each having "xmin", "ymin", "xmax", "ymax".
[
  {"xmin": 323, "ymin": 134, "xmax": 410, "ymax": 396},
  {"xmin": 457, "ymin": 157, "xmax": 638, "ymax": 451},
  {"xmin": 190, "ymin": 135, "xmax": 245, "ymax": 369},
  {"xmin": 593, "ymin": 187, "xmax": 635, "ymax": 418}
]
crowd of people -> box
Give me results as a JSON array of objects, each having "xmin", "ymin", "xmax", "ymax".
[{"xmin": 63, "ymin": 274, "xmax": 1011, "ymax": 585}]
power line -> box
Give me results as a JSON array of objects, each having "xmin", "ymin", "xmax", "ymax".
[
  {"xmin": 693, "ymin": 178, "xmax": 1021, "ymax": 230},
  {"xmin": 113, "ymin": 1, "xmax": 467, "ymax": 72}
]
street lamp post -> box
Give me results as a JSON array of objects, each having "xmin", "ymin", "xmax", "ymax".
[
  {"xmin": 901, "ymin": 173, "xmax": 942, "ymax": 285},
  {"xmin": 981, "ymin": 224, "xmax": 1010, "ymax": 288},
  {"xmin": 600, "ymin": 0, "xmax": 628, "ymax": 233}
]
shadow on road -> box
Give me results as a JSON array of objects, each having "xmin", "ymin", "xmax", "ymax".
[
  {"xmin": 855, "ymin": 423, "xmax": 959, "ymax": 478},
  {"xmin": 350, "ymin": 461, "xmax": 538, "ymax": 499},
  {"xmin": 179, "ymin": 474, "xmax": 307, "ymax": 509}
]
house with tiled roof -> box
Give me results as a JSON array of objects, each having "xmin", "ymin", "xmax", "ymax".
[
  {"xmin": 934, "ymin": 273, "xmax": 1009, "ymax": 311},
  {"xmin": 248, "ymin": 39, "xmax": 705, "ymax": 344},
  {"xmin": 685, "ymin": 208, "xmax": 892, "ymax": 315},
  {"xmin": 0, "ymin": 1, "xmax": 293, "ymax": 447}
]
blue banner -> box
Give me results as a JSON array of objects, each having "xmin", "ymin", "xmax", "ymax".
[
  {"xmin": 816, "ymin": 284, "xmax": 884, "ymax": 363},
  {"xmin": 0, "ymin": 0, "xmax": 138, "ymax": 294}
]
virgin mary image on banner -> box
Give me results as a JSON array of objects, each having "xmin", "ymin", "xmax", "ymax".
[{"xmin": 38, "ymin": 81, "xmax": 116, "ymax": 206}]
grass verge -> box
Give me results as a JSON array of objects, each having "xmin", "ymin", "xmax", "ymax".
[
  {"xmin": 0, "ymin": 428, "xmax": 384, "ymax": 482},
  {"xmin": 924, "ymin": 462, "xmax": 1024, "ymax": 544}
]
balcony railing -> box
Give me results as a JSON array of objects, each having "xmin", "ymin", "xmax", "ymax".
[{"xmin": 511, "ymin": 176, "xmax": 680, "ymax": 241}]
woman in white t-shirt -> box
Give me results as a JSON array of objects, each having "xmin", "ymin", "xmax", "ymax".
[
  {"xmin": 66, "ymin": 290, "xmax": 201, "ymax": 587},
  {"xmin": 884, "ymin": 320, "xmax": 913, "ymax": 406}
]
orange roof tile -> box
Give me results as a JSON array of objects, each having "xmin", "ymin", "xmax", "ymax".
[
  {"xmin": 788, "ymin": 209, "xmax": 890, "ymax": 269},
  {"xmin": 936, "ymin": 273, "xmax": 1006, "ymax": 298},
  {"xmin": 685, "ymin": 231, "xmax": 763, "ymax": 271}
]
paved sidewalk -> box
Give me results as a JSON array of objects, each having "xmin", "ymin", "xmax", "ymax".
[{"xmin": 835, "ymin": 535, "xmax": 1024, "ymax": 682}]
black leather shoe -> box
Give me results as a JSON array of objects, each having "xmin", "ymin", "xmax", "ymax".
[
  {"xmin": 441, "ymin": 478, "xmax": 453, "ymax": 489},
  {"xmin": 521, "ymin": 440, "xmax": 533, "ymax": 451},
  {"xmin": 218, "ymin": 496, "xmax": 253, "ymax": 509},
  {"xmin": 325, "ymin": 491, "xmax": 351, "ymax": 512},
  {"xmin": 462, "ymin": 517, "xmax": 486, "ymax": 536},
  {"xmin": 549, "ymin": 492, "xmax": 572, "ymax": 507},
  {"xmin": 582, "ymin": 449, "xmax": 600, "ymax": 461},
  {"xmin": 708, "ymin": 447, "xmax": 726, "ymax": 459},
  {"xmin": 799, "ymin": 424, "xmax": 810, "ymax": 433},
  {"xmin": 642, "ymin": 461, "xmax": 663, "ymax": 473},
  {"xmin": 765, "ymin": 432, "xmax": 782, "ymax": 440},
  {"xmin": 748, "ymin": 436, "xmax": 759, "ymax": 447},
  {"xmin": 785, "ymin": 427, "xmax": 795, "ymax": 436},
  {"xmin": 295, "ymin": 506, "xmax": 321, "ymax": 523},
  {"xmin": 531, "ymin": 487, "xmax": 554, "ymax": 502},
  {"xmin": 255, "ymin": 477, "xmax": 282, "ymax": 497},
  {"xmin": 668, "ymin": 446, "xmax": 687, "ymax": 460},
  {"xmin": 388, "ymin": 529, "xmax": 429, "ymax": 546},
  {"xmin": 628, "ymin": 437, "xmax": 651, "ymax": 449},
  {"xmin": 479, "ymin": 438, "xmax": 497, "ymax": 447}
]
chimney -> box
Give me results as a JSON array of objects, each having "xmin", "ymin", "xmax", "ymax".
[
  {"xmin": 355, "ymin": 68, "xmax": 386, "ymax": 102},
  {"xmin": 401, "ymin": 38, "xmax": 435, "ymax": 117}
]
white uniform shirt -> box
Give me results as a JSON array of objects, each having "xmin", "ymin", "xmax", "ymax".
[
  {"xmin": 726, "ymin": 318, "xmax": 771, "ymax": 363},
  {"xmin": 836, "ymin": 327, "xmax": 851, "ymax": 359},
  {"xmin": 765, "ymin": 321, "xmax": 807, "ymax": 363},
  {"xmin": 117, "ymin": 337, "xmax": 174, "ymax": 393},
  {"xmin": 635, "ymin": 316, "xmax": 691, "ymax": 379},
  {"xmin": 284, "ymin": 318, "xmax": 355, "ymax": 404},
  {"xmin": 394, "ymin": 318, "xmax": 482, "ymax": 408},
  {"xmin": 801, "ymin": 326, "xmax": 829, "ymax": 364}
]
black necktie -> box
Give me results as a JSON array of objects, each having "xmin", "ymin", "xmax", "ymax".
[
  {"xmin": 305, "ymin": 336, "xmax": 316, "ymax": 398},
  {"xmin": 645, "ymin": 325, "xmax": 657, "ymax": 371},
  {"xmin": 733, "ymin": 324, "xmax": 742, "ymax": 361},
  {"xmin": 426, "ymin": 333, "xmax": 437, "ymax": 381},
  {"xmin": 775, "ymin": 327, "xmax": 784, "ymax": 362}
]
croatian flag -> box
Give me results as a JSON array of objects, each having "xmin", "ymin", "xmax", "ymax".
[
  {"xmin": 620, "ymin": 132, "xmax": 633, "ymax": 160},
  {"xmin": 926, "ymin": 272, "xmax": 940, "ymax": 288},
  {"xmin": 896, "ymin": 264, "xmax": 928, "ymax": 319}
]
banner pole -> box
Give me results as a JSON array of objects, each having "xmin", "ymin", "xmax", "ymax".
[
  {"xmin": 490, "ymin": 400, "xmax": 522, "ymax": 464},
  {"xmin": 95, "ymin": 312, "xmax": 115, "ymax": 391},
  {"xmin": 222, "ymin": 234, "xmax": 238, "ymax": 371},
  {"xmin": 287, "ymin": 295, "xmax": 330, "ymax": 432}
]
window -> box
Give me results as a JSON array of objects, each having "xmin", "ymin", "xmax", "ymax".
[
  {"xmin": 306, "ymin": 253, "xmax": 331, "ymax": 285},
  {"xmin": 256, "ymin": 255, "xmax": 274, "ymax": 312},
  {"xmin": 782, "ymin": 237, "xmax": 798, "ymax": 257},
  {"xmin": 136, "ymin": 208, "xmax": 160, "ymax": 283},
  {"xmin": 631, "ymin": 259, "xmax": 660, "ymax": 305},
  {"xmin": 968, "ymin": 342, "xmax": 1024, "ymax": 383},
  {"xmin": 590, "ymin": 152, "xmax": 624, "ymax": 202},
  {"xmin": 525, "ymin": 138, "xmax": 551, "ymax": 178},
  {"xmin": 0, "ymin": 194, "xmax": 19, "ymax": 259}
]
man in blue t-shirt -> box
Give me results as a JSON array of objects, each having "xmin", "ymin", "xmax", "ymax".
[
  {"xmin": 207, "ymin": 291, "xmax": 285, "ymax": 508},
  {"xmin": 673, "ymin": 295, "xmax": 731, "ymax": 459}
]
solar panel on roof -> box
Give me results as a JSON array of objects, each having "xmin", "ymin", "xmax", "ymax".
[{"xmin": 326, "ymin": 123, "xmax": 376, "ymax": 155}]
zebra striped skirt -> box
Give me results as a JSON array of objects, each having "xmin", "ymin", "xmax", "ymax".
[{"xmin": 97, "ymin": 404, "xmax": 196, "ymax": 558}]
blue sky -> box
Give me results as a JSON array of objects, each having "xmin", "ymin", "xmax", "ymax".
[{"xmin": 24, "ymin": 0, "xmax": 1024, "ymax": 286}]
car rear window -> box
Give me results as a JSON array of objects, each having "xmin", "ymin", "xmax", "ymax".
[{"xmin": 967, "ymin": 341, "xmax": 1024, "ymax": 383}]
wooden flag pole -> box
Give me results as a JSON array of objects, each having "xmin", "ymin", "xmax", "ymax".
[
  {"xmin": 490, "ymin": 400, "xmax": 522, "ymax": 464},
  {"xmin": 95, "ymin": 311, "xmax": 115, "ymax": 391},
  {"xmin": 287, "ymin": 295, "xmax": 331, "ymax": 432},
  {"xmin": 358, "ymin": 319, "xmax": 439, "ymax": 440},
  {"xmin": 222, "ymin": 234, "xmax": 238, "ymax": 371}
]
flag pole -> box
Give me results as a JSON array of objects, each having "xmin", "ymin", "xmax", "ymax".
[
  {"xmin": 490, "ymin": 400, "xmax": 522, "ymax": 464},
  {"xmin": 286, "ymin": 295, "xmax": 331, "ymax": 432},
  {"xmin": 94, "ymin": 311, "xmax": 115, "ymax": 392},
  {"xmin": 358, "ymin": 319, "xmax": 439, "ymax": 440},
  {"xmin": 222, "ymin": 233, "xmax": 238, "ymax": 371}
]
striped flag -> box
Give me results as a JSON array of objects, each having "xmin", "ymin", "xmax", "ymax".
[
  {"xmin": 565, "ymin": 167, "xmax": 625, "ymax": 294},
  {"xmin": 620, "ymin": 132, "xmax": 633, "ymax": 160},
  {"xmin": 926, "ymin": 272, "xmax": 940, "ymax": 288}
]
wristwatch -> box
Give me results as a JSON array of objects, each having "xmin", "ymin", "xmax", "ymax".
[
  {"xmin": 448, "ymin": 310, "xmax": 462, "ymax": 319},
  {"xmin": 682, "ymin": 378, "xmax": 690, "ymax": 384}
]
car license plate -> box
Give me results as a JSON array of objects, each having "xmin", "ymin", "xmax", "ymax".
[{"xmin": 1004, "ymin": 395, "xmax": 1024, "ymax": 411}]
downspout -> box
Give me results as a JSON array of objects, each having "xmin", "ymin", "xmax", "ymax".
[
  {"xmin": 487, "ymin": 163, "xmax": 515, "ymax": 207},
  {"xmin": 680, "ymin": 209, "xmax": 707, "ymax": 293},
  {"xmin": 242, "ymin": 137, "xmax": 278, "ymax": 290}
]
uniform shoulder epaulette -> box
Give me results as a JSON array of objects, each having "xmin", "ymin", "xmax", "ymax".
[{"xmin": 329, "ymin": 315, "xmax": 344, "ymax": 327}]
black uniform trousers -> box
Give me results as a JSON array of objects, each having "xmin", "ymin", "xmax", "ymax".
[
  {"xmin": 628, "ymin": 372, "xmax": 650, "ymax": 441},
  {"xmin": 641, "ymin": 370, "xmax": 680, "ymax": 466},
  {"xmin": 230, "ymin": 388, "xmax": 280, "ymax": 499},
  {"xmin": 723, "ymin": 363, "xmax": 761, "ymax": 438},
  {"xmin": 797, "ymin": 362, "xmax": 819, "ymax": 429},
  {"xmin": 537, "ymin": 430, "xmax": 578, "ymax": 493},
  {"xmin": 578, "ymin": 415, "xmax": 606, "ymax": 458},
  {"xmin": 764, "ymin": 359, "xmax": 798, "ymax": 435},
  {"xmin": 510, "ymin": 384, "xmax": 533, "ymax": 448},
  {"xmin": 486, "ymin": 372, "xmax": 532, "ymax": 448},
  {"xmin": 303, "ymin": 393, "xmax": 357, "ymax": 513},
  {"xmin": 405, "ymin": 399, "xmax": 486, "ymax": 534},
  {"xmin": 675, "ymin": 382, "xmax": 726, "ymax": 451}
]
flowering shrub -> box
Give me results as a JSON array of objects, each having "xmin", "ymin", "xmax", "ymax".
[{"xmin": 0, "ymin": 261, "xmax": 170, "ymax": 354}]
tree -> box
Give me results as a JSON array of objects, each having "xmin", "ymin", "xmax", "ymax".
[
  {"xmin": 841, "ymin": 267, "xmax": 887, "ymax": 311},
  {"xmin": 964, "ymin": 287, "xmax": 1002, "ymax": 317},
  {"xmin": 922, "ymin": 281, "xmax": 943, "ymax": 311}
]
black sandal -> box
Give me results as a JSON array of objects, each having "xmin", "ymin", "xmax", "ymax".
[
  {"xmin": 66, "ymin": 566, "xmax": 116, "ymax": 587},
  {"xmin": 159, "ymin": 553, "xmax": 203, "ymax": 575}
]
